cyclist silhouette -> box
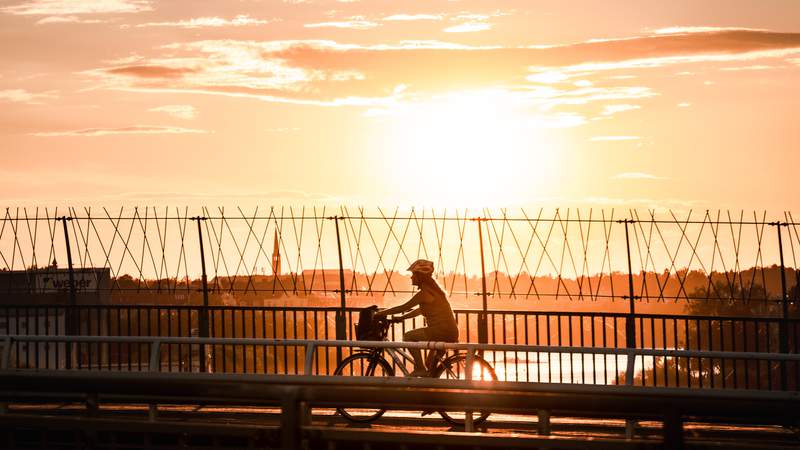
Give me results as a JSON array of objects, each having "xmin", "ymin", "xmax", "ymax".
[{"xmin": 374, "ymin": 259, "xmax": 459, "ymax": 376}]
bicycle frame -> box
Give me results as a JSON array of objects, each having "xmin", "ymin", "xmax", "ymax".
[
  {"xmin": 361, "ymin": 346, "xmax": 415, "ymax": 376},
  {"xmin": 361, "ymin": 346, "xmax": 457, "ymax": 377}
]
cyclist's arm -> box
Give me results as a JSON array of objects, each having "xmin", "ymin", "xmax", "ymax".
[
  {"xmin": 393, "ymin": 308, "xmax": 422, "ymax": 322},
  {"xmin": 375, "ymin": 292, "xmax": 423, "ymax": 317}
]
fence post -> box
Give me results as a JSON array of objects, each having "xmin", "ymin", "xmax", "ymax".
[
  {"xmin": 620, "ymin": 219, "xmax": 637, "ymax": 350},
  {"xmin": 773, "ymin": 221, "xmax": 789, "ymax": 390},
  {"xmin": 332, "ymin": 216, "xmax": 348, "ymax": 364},
  {"xmin": 475, "ymin": 218, "xmax": 489, "ymax": 345},
  {"xmin": 60, "ymin": 216, "xmax": 77, "ymax": 370},
  {"xmin": 621, "ymin": 219, "xmax": 639, "ymax": 438},
  {"xmin": 192, "ymin": 217, "xmax": 210, "ymax": 373}
]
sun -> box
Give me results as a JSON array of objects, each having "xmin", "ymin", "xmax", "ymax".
[{"xmin": 380, "ymin": 90, "xmax": 559, "ymax": 207}]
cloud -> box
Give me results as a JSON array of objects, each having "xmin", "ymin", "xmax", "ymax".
[
  {"xmin": 590, "ymin": 136, "xmax": 640, "ymax": 141},
  {"xmin": 526, "ymin": 71, "xmax": 569, "ymax": 83},
  {"xmin": 147, "ymin": 104, "xmax": 197, "ymax": 120},
  {"xmin": 443, "ymin": 22, "xmax": 491, "ymax": 33},
  {"xmin": 612, "ymin": 172, "xmax": 666, "ymax": 180},
  {"xmin": 383, "ymin": 14, "xmax": 442, "ymax": 21},
  {"xmin": 84, "ymin": 28, "xmax": 800, "ymax": 108},
  {"xmin": 720, "ymin": 64, "xmax": 779, "ymax": 71},
  {"xmin": 601, "ymin": 104, "xmax": 640, "ymax": 115},
  {"xmin": 1, "ymin": 0, "xmax": 152, "ymax": 15},
  {"xmin": 0, "ymin": 88, "xmax": 58, "ymax": 104},
  {"xmin": 107, "ymin": 189, "xmax": 341, "ymax": 202},
  {"xmin": 304, "ymin": 18, "xmax": 378, "ymax": 29},
  {"xmin": 107, "ymin": 65, "xmax": 199, "ymax": 79},
  {"xmin": 130, "ymin": 15, "xmax": 270, "ymax": 29},
  {"xmin": 653, "ymin": 26, "xmax": 767, "ymax": 35},
  {"xmin": 265, "ymin": 127, "xmax": 301, "ymax": 132},
  {"xmin": 30, "ymin": 125, "xmax": 209, "ymax": 136},
  {"xmin": 35, "ymin": 15, "xmax": 103, "ymax": 24},
  {"xmin": 583, "ymin": 196, "xmax": 696, "ymax": 208}
]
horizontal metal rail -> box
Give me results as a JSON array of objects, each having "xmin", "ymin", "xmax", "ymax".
[
  {"xmin": 3, "ymin": 335, "xmax": 800, "ymax": 390},
  {"xmin": 4, "ymin": 334, "xmax": 800, "ymax": 361},
  {"xmin": 1, "ymin": 369, "xmax": 798, "ymax": 450}
]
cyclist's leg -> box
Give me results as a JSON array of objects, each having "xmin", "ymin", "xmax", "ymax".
[
  {"xmin": 403, "ymin": 327, "xmax": 429, "ymax": 375},
  {"xmin": 426, "ymin": 327, "xmax": 459, "ymax": 371},
  {"xmin": 425, "ymin": 348, "xmax": 445, "ymax": 372}
]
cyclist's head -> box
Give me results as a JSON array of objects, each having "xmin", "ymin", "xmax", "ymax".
[{"xmin": 408, "ymin": 259, "xmax": 434, "ymax": 286}]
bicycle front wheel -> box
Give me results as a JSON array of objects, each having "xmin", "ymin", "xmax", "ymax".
[
  {"xmin": 334, "ymin": 352, "xmax": 395, "ymax": 422},
  {"xmin": 433, "ymin": 353, "xmax": 497, "ymax": 426}
]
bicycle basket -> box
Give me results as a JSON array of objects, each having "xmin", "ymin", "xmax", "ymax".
[{"xmin": 356, "ymin": 306, "xmax": 388, "ymax": 341}]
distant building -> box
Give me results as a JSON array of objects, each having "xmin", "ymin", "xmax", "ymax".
[
  {"xmin": 0, "ymin": 266, "xmax": 111, "ymax": 369},
  {"xmin": 0, "ymin": 266, "xmax": 110, "ymax": 300},
  {"xmin": 300, "ymin": 269, "xmax": 353, "ymax": 293}
]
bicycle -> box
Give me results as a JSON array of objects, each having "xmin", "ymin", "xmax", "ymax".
[{"xmin": 333, "ymin": 317, "xmax": 498, "ymax": 426}]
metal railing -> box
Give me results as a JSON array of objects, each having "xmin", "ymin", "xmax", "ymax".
[
  {"xmin": 3, "ymin": 304, "xmax": 800, "ymax": 387},
  {"xmin": 1, "ymin": 355, "xmax": 799, "ymax": 449},
  {"xmin": 3, "ymin": 335, "xmax": 799, "ymax": 391}
]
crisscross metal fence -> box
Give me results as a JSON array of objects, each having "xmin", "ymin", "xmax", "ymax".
[{"xmin": 1, "ymin": 207, "xmax": 799, "ymax": 386}]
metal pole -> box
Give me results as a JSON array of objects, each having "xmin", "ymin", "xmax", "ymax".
[
  {"xmin": 61, "ymin": 217, "xmax": 77, "ymax": 369},
  {"xmin": 193, "ymin": 217, "xmax": 209, "ymax": 373},
  {"xmin": 333, "ymin": 216, "xmax": 347, "ymax": 363},
  {"xmin": 476, "ymin": 218, "xmax": 489, "ymax": 345},
  {"xmin": 775, "ymin": 222, "xmax": 789, "ymax": 390},
  {"xmin": 622, "ymin": 219, "xmax": 637, "ymax": 350}
]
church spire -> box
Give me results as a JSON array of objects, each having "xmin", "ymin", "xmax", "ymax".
[{"xmin": 271, "ymin": 229, "xmax": 281, "ymax": 276}]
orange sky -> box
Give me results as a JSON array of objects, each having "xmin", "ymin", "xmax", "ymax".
[{"xmin": 1, "ymin": 0, "xmax": 799, "ymax": 210}]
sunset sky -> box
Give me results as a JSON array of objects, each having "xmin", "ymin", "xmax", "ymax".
[{"xmin": 1, "ymin": 0, "xmax": 799, "ymax": 210}]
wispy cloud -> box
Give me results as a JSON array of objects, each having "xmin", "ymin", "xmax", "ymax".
[
  {"xmin": 383, "ymin": 14, "xmax": 442, "ymax": 22},
  {"xmin": 0, "ymin": 88, "xmax": 58, "ymax": 104},
  {"xmin": 107, "ymin": 65, "xmax": 199, "ymax": 79},
  {"xmin": 84, "ymin": 28, "xmax": 800, "ymax": 108},
  {"xmin": 265, "ymin": 127, "xmax": 301, "ymax": 132},
  {"xmin": 590, "ymin": 136, "xmax": 640, "ymax": 141},
  {"xmin": 130, "ymin": 15, "xmax": 270, "ymax": 29},
  {"xmin": 444, "ymin": 22, "xmax": 491, "ymax": 33},
  {"xmin": 36, "ymin": 15, "xmax": 103, "ymax": 24},
  {"xmin": 304, "ymin": 18, "xmax": 378, "ymax": 29},
  {"xmin": 601, "ymin": 104, "xmax": 640, "ymax": 115},
  {"xmin": 147, "ymin": 105, "xmax": 197, "ymax": 120},
  {"xmin": 1, "ymin": 0, "xmax": 152, "ymax": 15},
  {"xmin": 720, "ymin": 64, "xmax": 780, "ymax": 71},
  {"xmin": 653, "ymin": 26, "xmax": 767, "ymax": 35},
  {"xmin": 108, "ymin": 189, "xmax": 341, "ymax": 202},
  {"xmin": 611, "ymin": 172, "xmax": 666, "ymax": 180},
  {"xmin": 31, "ymin": 125, "xmax": 208, "ymax": 136}
]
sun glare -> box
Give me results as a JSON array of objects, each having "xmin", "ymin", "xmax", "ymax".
[{"xmin": 383, "ymin": 91, "xmax": 558, "ymax": 206}]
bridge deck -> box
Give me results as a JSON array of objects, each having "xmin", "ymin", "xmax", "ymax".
[{"xmin": 2, "ymin": 404, "xmax": 798, "ymax": 450}]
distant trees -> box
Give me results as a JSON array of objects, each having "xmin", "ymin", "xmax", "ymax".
[{"xmin": 630, "ymin": 278, "xmax": 796, "ymax": 389}]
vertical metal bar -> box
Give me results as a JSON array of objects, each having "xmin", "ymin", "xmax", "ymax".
[
  {"xmin": 621, "ymin": 219, "xmax": 636, "ymax": 350},
  {"xmin": 476, "ymin": 218, "xmax": 489, "ymax": 345},
  {"xmin": 464, "ymin": 347, "xmax": 475, "ymax": 431},
  {"xmin": 776, "ymin": 222, "xmax": 789, "ymax": 391},
  {"xmin": 61, "ymin": 217, "xmax": 77, "ymax": 370},
  {"xmin": 193, "ymin": 217, "xmax": 210, "ymax": 373},
  {"xmin": 262, "ymin": 310, "xmax": 268, "ymax": 374},
  {"xmin": 304, "ymin": 343, "xmax": 316, "ymax": 375},
  {"xmin": 332, "ymin": 216, "xmax": 347, "ymax": 364}
]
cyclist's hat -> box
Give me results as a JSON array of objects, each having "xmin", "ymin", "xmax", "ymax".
[{"xmin": 407, "ymin": 259, "xmax": 434, "ymax": 276}]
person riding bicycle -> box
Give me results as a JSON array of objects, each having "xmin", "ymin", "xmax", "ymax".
[{"xmin": 374, "ymin": 259, "xmax": 459, "ymax": 377}]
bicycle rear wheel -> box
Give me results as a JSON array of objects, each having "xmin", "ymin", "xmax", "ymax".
[
  {"xmin": 433, "ymin": 353, "xmax": 497, "ymax": 426},
  {"xmin": 334, "ymin": 352, "xmax": 395, "ymax": 422}
]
